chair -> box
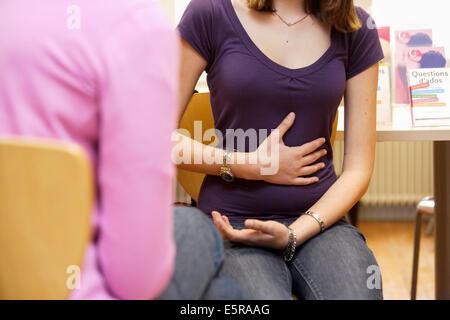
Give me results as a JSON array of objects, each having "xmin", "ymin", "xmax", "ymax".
[
  {"xmin": 177, "ymin": 92, "xmax": 339, "ymax": 203},
  {"xmin": 177, "ymin": 93, "xmax": 215, "ymax": 203},
  {"xmin": 411, "ymin": 195, "xmax": 435, "ymax": 300},
  {"xmin": 0, "ymin": 137, "xmax": 94, "ymax": 299}
]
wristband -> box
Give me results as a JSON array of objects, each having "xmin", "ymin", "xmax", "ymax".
[{"xmin": 304, "ymin": 210, "xmax": 325, "ymax": 233}]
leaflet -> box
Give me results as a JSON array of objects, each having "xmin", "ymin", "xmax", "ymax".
[{"xmin": 408, "ymin": 68, "xmax": 450, "ymax": 126}]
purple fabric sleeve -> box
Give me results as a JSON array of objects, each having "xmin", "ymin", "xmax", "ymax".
[
  {"xmin": 346, "ymin": 7, "xmax": 384, "ymax": 80},
  {"xmin": 177, "ymin": 0, "xmax": 215, "ymax": 70}
]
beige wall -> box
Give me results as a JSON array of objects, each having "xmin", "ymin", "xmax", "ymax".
[
  {"xmin": 354, "ymin": 0, "xmax": 372, "ymax": 12},
  {"xmin": 158, "ymin": 0, "xmax": 175, "ymax": 24}
]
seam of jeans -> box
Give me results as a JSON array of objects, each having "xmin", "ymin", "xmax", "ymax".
[
  {"xmin": 211, "ymin": 222, "xmax": 225, "ymax": 272},
  {"xmin": 338, "ymin": 219, "xmax": 368, "ymax": 243},
  {"xmin": 354, "ymin": 226, "xmax": 368, "ymax": 243},
  {"xmin": 290, "ymin": 258, "xmax": 324, "ymax": 300},
  {"xmin": 281, "ymin": 260, "xmax": 292, "ymax": 291}
]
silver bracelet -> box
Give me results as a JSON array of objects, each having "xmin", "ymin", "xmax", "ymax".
[
  {"xmin": 304, "ymin": 210, "xmax": 325, "ymax": 233},
  {"xmin": 282, "ymin": 227, "xmax": 297, "ymax": 262}
]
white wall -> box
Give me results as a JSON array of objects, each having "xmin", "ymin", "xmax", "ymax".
[
  {"xmin": 371, "ymin": 0, "xmax": 450, "ymax": 52},
  {"xmin": 175, "ymin": 0, "xmax": 189, "ymax": 23}
]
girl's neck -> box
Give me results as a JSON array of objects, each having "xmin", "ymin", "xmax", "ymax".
[
  {"xmin": 272, "ymin": 0, "xmax": 306, "ymax": 12},
  {"xmin": 272, "ymin": 0, "xmax": 306, "ymax": 19}
]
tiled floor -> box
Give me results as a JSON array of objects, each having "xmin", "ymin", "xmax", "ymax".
[{"xmin": 358, "ymin": 221, "xmax": 434, "ymax": 300}]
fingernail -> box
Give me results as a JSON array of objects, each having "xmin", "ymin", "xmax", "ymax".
[{"xmin": 287, "ymin": 112, "xmax": 294, "ymax": 120}]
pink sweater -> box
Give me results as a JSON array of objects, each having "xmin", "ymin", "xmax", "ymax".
[{"xmin": 0, "ymin": 0, "xmax": 179, "ymax": 299}]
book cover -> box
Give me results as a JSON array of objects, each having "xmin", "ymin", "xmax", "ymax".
[
  {"xmin": 378, "ymin": 26, "xmax": 391, "ymax": 64},
  {"xmin": 377, "ymin": 64, "xmax": 391, "ymax": 123},
  {"xmin": 408, "ymin": 68, "xmax": 450, "ymax": 126},
  {"xmin": 394, "ymin": 29, "xmax": 433, "ymax": 104},
  {"xmin": 405, "ymin": 47, "xmax": 446, "ymax": 69}
]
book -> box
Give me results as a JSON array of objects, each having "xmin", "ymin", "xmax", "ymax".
[
  {"xmin": 377, "ymin": 64, "xmax": 391, "ymax": 123},
  {"xmin": 408, "ymin": 68, "xmax": 450, "ymax": 126},
  {"xmin": 378, "ymin": 26, "xmax": 390, "ymax": 43},
  {"xmin": 405, "ymin": 47, "xmax": 446, "ymax": 69},
  {"xmin": 378, "ymin": 26, "xmax": 391, "ymax": 65},
  {"xmin": 394, "ymin": 29, "xmax": 433, "ymax": 104}
]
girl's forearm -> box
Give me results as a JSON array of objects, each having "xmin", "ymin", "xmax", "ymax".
[
  {"xmin": 174, "ymin": 132, "xmax": 260, "ymax": 180},
  {"xmin": 289, "ymin": 169, "xmax": 372, "ymax": 246}
]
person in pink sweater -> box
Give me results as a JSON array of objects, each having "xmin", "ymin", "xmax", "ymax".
[{"xmin": 0, "ymin": 0, "xmax": 242, "ymax": 300}]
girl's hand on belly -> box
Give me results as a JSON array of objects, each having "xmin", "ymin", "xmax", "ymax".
[
  {"xmin": 252, "ymin": 112, "xmax": 328, "ymax": 186},
  {"xmin": 212, "ymin": 211, "xmax": 289, "ymax": 250}
]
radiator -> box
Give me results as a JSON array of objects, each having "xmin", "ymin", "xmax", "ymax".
[{"xmin": 332, "ymin": 141, "xmax": 434, "ymax": 206}]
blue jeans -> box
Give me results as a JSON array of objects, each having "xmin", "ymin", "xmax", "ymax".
[
  {"xmin": 157, "ymin": 206, "xmax": 244, "ymax": 300},
  {"xmin": 218, "ymin": 218, "xmax": 383, "ymax": 300}
]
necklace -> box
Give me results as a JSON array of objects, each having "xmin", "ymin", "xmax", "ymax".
[{"xmin": 273, "ymin": 10, "xmax": 309, "ymax": 27}]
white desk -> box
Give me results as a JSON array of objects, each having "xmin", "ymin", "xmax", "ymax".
[
  {"xmin": 336, "ymin": 106, "xmax": 450, "ymax": 142},
  {"xmin": 336, "ymin": 106, "xmax": 450, "ymax": 299}
]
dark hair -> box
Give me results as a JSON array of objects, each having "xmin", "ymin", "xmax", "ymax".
[{"xmin": 247, "ymin": 0, "xmax": 361, "ymax": 32}]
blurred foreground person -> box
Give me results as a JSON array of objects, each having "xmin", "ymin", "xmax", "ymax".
[{"xmin": 0, "ymin": 0, "xmax": 242, "ymax": 300}]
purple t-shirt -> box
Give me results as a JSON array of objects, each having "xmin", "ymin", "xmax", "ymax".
[{"xmin": 178, "ymin": 0, "xmax": 383, "ymax": 223}]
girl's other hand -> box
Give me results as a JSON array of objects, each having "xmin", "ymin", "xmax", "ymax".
[
  {"xmin": 254, "ymin": 112, "xmax": 328, "ymax": 185},
  {"xmin": 212, "ymin": 211, "xmax": 290, "ymax": 250}
]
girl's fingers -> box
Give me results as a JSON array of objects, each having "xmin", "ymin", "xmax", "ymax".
[
  {"xmin": 300, "ymin": 148, "xmax": 327, "ymax": 166},
  {"xmin": 244, "ymin": 219, "xmax": 274, "ymax": 235},
  {"xmin": 297, "ymin": 162, "xmax": 325, "ymax": 176},
  {"xmin": 239, "ymin": 231, "xmax": 273, "ymax": 247},
  {"xmin": 273, "ymin": 112, "xmax": 296, "ymax": 142},
  {"xmin": 211, "ymin": 211, "xmax": 221, "ymax": 221},
  {"xmin": 214, "ymin": 213, "xmax": 278, "ymax": 248},
  {"xmin": 212, "ymin": 211, "xmax": 241, "ymax": 241},
  {"xmin": 212, "ymin": 211, "xmax": 227, "ymax": 235},
  {"xmin": 211, "ymin": 211, "xmax": 221, "ymax": 228},
  {"xmin": 213, "ymin": 211, "xmax": 231, "ymax": 228},
  {"xmin": 291, "ymin": 176, "xmax": 319, "ymax": 185},
  {"xmin": 221, "ymin": 215, "xmax": 231, "ymax": 227}
]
